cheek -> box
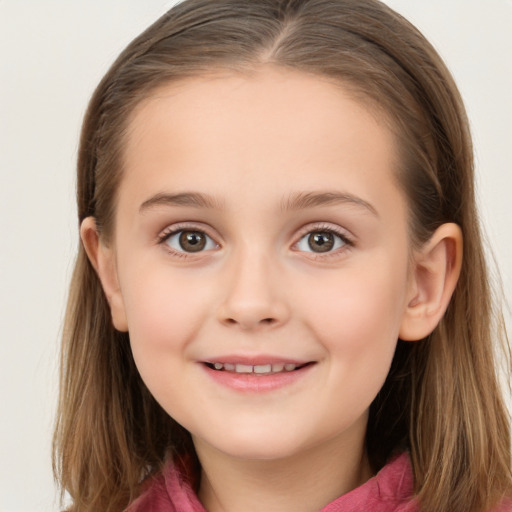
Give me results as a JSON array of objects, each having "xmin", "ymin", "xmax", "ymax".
[
  {"xmin": 303, "ymin": 256, "xmax": 409, "ymax": 370},
  {"xmin": 119, "ymin": 269, "xmax": 208, "ymax": 370},
  {"xmin": 308, "ymin": 269, "xmax": 408, "ymax": 424},
  {"xmin": 120, "ymin": 271, "xmax": 211, "ymax": 417}
]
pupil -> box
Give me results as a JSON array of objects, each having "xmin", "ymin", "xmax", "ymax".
[
  {"xmin": 179, "ymin": 231, "xmax": 206, "ymax": 252},
  {"xmin": 308, "ymin": 232, "xmax": 334, "ymax": 253}
]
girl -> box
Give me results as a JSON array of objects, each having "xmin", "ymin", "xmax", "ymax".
[{"xmin": 53, "ymin": 1, "xmax": 512, "ymax": 511}]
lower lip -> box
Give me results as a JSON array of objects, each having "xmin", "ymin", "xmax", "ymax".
[{"xmin": 201, "ymin": 364, "xmax": 315, "ymax": 393}]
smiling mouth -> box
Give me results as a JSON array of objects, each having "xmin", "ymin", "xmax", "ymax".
[{"xmin": 204, "ymin": 362, "xmax": 313, "ymax": 375}]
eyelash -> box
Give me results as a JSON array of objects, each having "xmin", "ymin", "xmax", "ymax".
[
  {"xmin": 293, "ymin": 223, "xmax": 354, "ymax": 258},
  {"xmin": 156, "ymin": 223, "xmax": 219, "ymax": 259},
  {"xmin": 156, "ymin": 223, "xmax": 354, "ymax": 258}
]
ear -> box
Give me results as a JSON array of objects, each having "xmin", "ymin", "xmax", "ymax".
[
  {"xmin": 80, "ymin": 217, "xmax": 128, "ymax": 332},
  {"xmin": 399, "ymin": 223, "xmax": 463, "ymax": 341}
]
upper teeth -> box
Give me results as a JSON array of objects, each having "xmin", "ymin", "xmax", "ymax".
[{"xmin": 211, "ymin": 362, "xmax": 299, "ymax": 374}]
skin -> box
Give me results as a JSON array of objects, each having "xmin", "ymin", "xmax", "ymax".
[{"xmin": 82, "ymin": 67, "xmax": 462, "ymax": 512}]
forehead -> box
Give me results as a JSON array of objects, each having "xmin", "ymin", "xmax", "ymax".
[
  {"xmin": 119, "ymin": 67, "xmax": 401, "ymax": 213},
  {"xmin": 127, "ymin": 67, "xmax": 391, "ymax": 145}
]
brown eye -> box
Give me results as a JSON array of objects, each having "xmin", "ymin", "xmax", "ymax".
[
  {"xmin": 164, "ymin": 229, "xmax": 217, "ymax": 253},
  {"xmin": 307, "ymin": 232, "xmax": 335, "ymax": 252},
  {"xmin": 296, "ymin": 229, "xmax": 348, "ymax": 254},
  {"xmin": 179, "ymin": 231, "xmax": 207, "ymax": 252}
]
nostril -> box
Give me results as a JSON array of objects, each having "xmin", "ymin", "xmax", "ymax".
[{"xmin": 223, "ymin": 317, "xmax": 276, "ymax": 327}]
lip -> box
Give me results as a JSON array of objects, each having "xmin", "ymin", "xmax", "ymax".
[
  {"xmin": 199, "ymin": 355, "xmax": 316, "ymax": 393},
  {"xmin": 204, "ymin": 354, "xmax": 310, "ymax": 366}
]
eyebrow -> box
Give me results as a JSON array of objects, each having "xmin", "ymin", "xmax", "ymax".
[
  {"xmin": 139, "ymin": 192, "xmax": 224, "ymax": 213},
  {"xmin": 139, "ymin": 190, "xmax": 378, "ymax": 217},
  {"xmin": 281, "ymin": 191, "xmax": 379, "ymax": 216}
]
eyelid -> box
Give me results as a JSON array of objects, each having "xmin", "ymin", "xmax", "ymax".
[
  {"xmin": 156, "ymin": 221, "xmax": 218, "ymax": 241},
  {"xmin": 292, "ymin": 222, "xmax": 354, "ymax": 254},
  {"xmin": 156, "ymin": 222, "xmax": 221, "ymax": 255}
]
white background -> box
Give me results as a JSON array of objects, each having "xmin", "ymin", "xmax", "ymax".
[{"xmin": 0, "ymin": 1, "xmax": 511, "ymax": 511}]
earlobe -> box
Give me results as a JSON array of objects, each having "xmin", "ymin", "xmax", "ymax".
[
  {"xmin": 399, "ymin": 223, "xmax": 463, "ymax": 341},
  {"xmin": 80, "ymin": 217, "xmax": 129, "ymax": 332}
]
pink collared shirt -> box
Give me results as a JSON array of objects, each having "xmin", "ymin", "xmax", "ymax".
[{"xmin": 127, "ymin": 453, "xmax": 418, "ymax": 512}]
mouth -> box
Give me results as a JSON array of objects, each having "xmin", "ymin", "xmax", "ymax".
[
  {"xmin": 201, "ymin": 358, "xmax": 316, "ymax": 392},
  {"xmin": 204, "ymin": 361, "xmax": 313, "ymax": 375}
]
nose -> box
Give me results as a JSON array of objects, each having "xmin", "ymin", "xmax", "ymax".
[{"xmin": 217, "ymin": 248, "xmax": 290, "ymax": 330}]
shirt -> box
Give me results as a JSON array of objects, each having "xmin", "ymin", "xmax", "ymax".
[{"xmin": 126, "ymin": 452, "xmax": 417, "ymax": 511}]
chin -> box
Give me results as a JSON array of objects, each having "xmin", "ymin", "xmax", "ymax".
[{"xmin": 194, "ymin": 427, "xmax": 314, "ymax": 462}]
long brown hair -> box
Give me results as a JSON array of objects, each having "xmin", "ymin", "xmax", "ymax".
[{"xmin": 53, "ymin": 1, "xmax": 512, "ymax": 511}]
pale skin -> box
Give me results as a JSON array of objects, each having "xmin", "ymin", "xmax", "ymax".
[{"xmin": 82, "ymin": 67, "xmax": 462, "ymax": 512}]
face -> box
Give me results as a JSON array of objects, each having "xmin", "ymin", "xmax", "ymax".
[{"xmin": 104, "ymin": 68, "xmax": 416, "ymax": 462}]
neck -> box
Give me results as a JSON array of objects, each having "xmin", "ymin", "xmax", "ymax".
[{"xmin": 195, "ymin": 427, "xmax": 372, "ymax": 512}]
